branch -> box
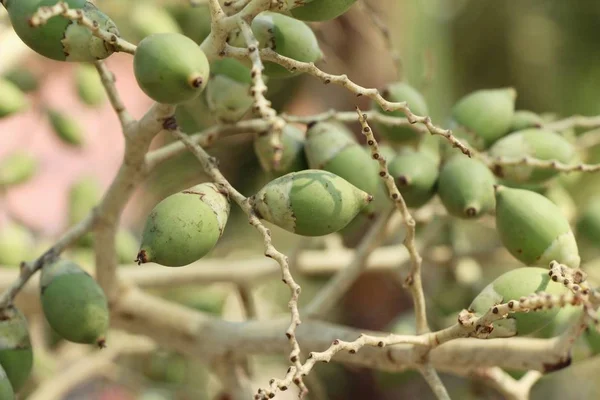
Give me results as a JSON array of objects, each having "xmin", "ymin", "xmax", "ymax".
[
  {"xmin": 419, "ymin": 365, "xmax": 451, "ymax": 400},
  {"xmin": 544, "ymin": 115, "xmax": 600, "ymax": 132},
  {"xmin": 93, "ymin": 60, "xmax": 134, "ymax": 129},
  {"xmin": 168, "ymin": 127, "xmax": 306, "ymax": 395},
  {"xmin": 28, "ymin": 2, "xmax": 136, "ymax": 54},
  {"xmin": 483, "ymin": 154, "xmax": 600, "ymax": 174}
]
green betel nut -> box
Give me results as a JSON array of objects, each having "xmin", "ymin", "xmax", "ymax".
[
  {"xmin": 489, "ymin": 128, "xmax": 576, "ymax": 184},
  {"xmin": 388, "ymin": 148, "xmax": 439, "ymax": 208},
  {"xmin": 495, "ymin": 186, "xmax": 580, "ymax": 268},
  {"xmin": 133, "ymin": 33, "xmax": 210, "ymax": 104},
  {"xmin": 304, "ymin": 122, "xmax": 379, "ymax": 213},
  {"xmin": 371, "ymin": 82, "xmax": 428, "ymax": 144},
  {"xmin": 577, "ymin": 202, "xmax": 600, "ymax": 245},
  {"xmin": 0, "ymin": 306, "xmax": 33, "ymax": 392},
  {"xmin": 137, "ymin": 183, "xmax": 230, "ymax": 267},
  {"xmin": 205, "ymin": 75, "xmax": 253, "ymax": 123},
  {"xmin": 6, "ymin": 0, "xmax": 119, "ymax": 62},
  {"xmin": 0, "ymin": 79, "xmax": 28, "ymax": 118},
  {"xmin": 229, "ymin": 12, "xmax": 323, "ymax": 79},
  {"xmin": 437, "ymin": 155, "xmax": 496, "ymax": 219},
  {"xmin": 0, "ymin": 364, "xmax": 14, "ymax": 400},
  {"xmin": 40, "ymin": 259, "xmax": 109, "ymax": 346},
  {"xmin": 509, "ymin": 110, "xmax": 544, "ymax": 133},
  {"xmin": 2, "ymin": 68, "xmax": 39, "ymax": 93},
  {"xmin": 75, "ymin": 63, "xmax": 106, "ymax": 107},
  {"xmin": 289, "ymin": 0, "xmax": 357, "ymax": 21},
  {"xmin": 254, "ymin": 125, "xmax": 308, "ymax": 176},
  {"xmin": 252, "ymin": 169, "xmax": 373, "ymax": 236},
  {"xmin": 469, "ymin": 267, "xmax": 569, "ymax": 338},
  {"xmin": 47, "ymin": 109, "xmax": 85, "ymax": 146},
  {"xmin": 0, "ymin": 151, "xmax": 38, "ymax": 188},
  {"xmin": 451, "ymin": 88, "xmax": 516, "ymax": 148},
  {"xmin": 0, "ymin": 221, "xmax": 35, "ymax": 267}
]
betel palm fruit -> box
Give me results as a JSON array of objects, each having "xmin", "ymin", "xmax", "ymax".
[
  {"xmin": 468, "ymin": 267, "xmax": 569, "ymax": 338},
  {"xmin": 0, "ymin": 79, "xmax": 28, "ymax": 118},
  {"xmin": 437, "ymin": 155, "xmax": 496, "ymax": 219},
  {"xmin": 40, "ymin": 258, "xmax": 109, "ymax": 346},
  {"xmin": 130, "ymin": 1, "xmax": 181, "ymax": 40},
  {"xmin": 304, "ymin": 122, "xmax": 379, "ymax": 214},
  {"xmin": 0, "ymin": 221, "xmax": 35, "ymax": 267},
  {"xmin": 47, "ymin": 109, "xmax": 85, "ymax": 146},
  {"xmin": 137, "ymin": 183, "xmax": 230, "ymax": 267},
  {"xmin": 451, "ymin": 88, "xmax": 516, "ymax": 148},
  {"xmin": 509, "ymin": 110, "xmax": 544, "ymax": 133},
  {"xmin": 371, "ymin": 82, "xmax": 428, "ymax": 145},
  {"xmin": 388, "ymin": 148, "xmax": 439, "ymax": 208},
  {"xmin": 229, "ymin": 12, "xmax": 323, "ymax": 79},
  {"xmin": 68, "ymin": 176, "xmax": 101, "ymax": 247},
  {"xmin": 133, "ymin": 33, "xmax": 210, "ymax": 104},
  {"xmin": 2, "ymin": 68, "xmax": 39, "ymax": 93},
  {"xmin": 253, "ymin": 124, "xmax": 308, "ymax": 176},
  {"xmin": 0, "ymin": 364, "xmax": 14, "ymax": 400},
  {"xmin": 289, "ymin": 0, "xmax": 357, "ymax": 21},
  {"xmin": 488, "ymin": 128, "xmax": 576, "ymax": 184},
  {"xmin": 74, "ymin": 63, "xmax": 106, "ymax": 107},
  {"xmin": 495, "ymin": 185, "xmax": 580, "ymax": 268},
  {"xmin": 251, "ymin": 169, "xmax": 373, "ymax": 236},
  {"xmin": 204, "ymin": 59, "xmax": 253, "ymax": 123},
  {"xmin": 0, "ymin": 305, "xmax": 33, "ymax": 392},
  {"xmin": 0, "ymin": 151, "xmax": 38, "ymax": 188},
  {"xmin": 6, "ymin": 0, "xmax": 119, "ymax": 62}
]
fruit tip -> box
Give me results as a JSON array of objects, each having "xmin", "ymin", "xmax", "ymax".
[
  {"xmin": 493, "ymin": 184, "xmax": 505, "ymax": 193},
  {"xmin": 96, "ymin": 338, "xmax": 107, "ymax": 349},
  {"xmin": 464, "ymin": 205, "xmax": 479, "ymax": 218},
  {"xmin": 189, "ymin": 75, "xmax": 204, "ymax": 89},
  {"xmin": 135, "ymin": 249, "xmax": 148, "ymax": 265}
]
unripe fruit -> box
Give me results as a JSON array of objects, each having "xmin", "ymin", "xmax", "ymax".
[
  {"xmin": 509, "ymin": 110, "xmax": 543, "ymax": 132},
  {"xmin": 0, "ymin": 79, "xmax": 28, "ymax": 118},
  {"xmin": 489, "ymin": 128, "xmax": 576, "ymax": 184},
  {"xmin": 371, "ymin": 82, "xmax": 428, "ymax": 145},
  {"xmin": 137, "ymin": 183, "xmax": 230, "ymax": 267},
  {"xmin": 130, "ymin": 2, "xmax": 181, "ymax": 39},
  {"xmin": 47, "ymin": 109, "xmax": 85, "ymax": 146},
  {"xmin": 167, "ymin": 4, "xmax": 211, "ymax": 45},
  {"xmin": 0, "ymin": 221, "xmax": 35, "ymax": 267},
  {"xmin": 74, "ymin": 63, "xmax": 105, "ymax": 107},
  {"xmin": 204, "ymin": 59, "xmax": 253, "ymax": 123},
  {"xmin": 577, "ymin": 202, "xmax": 600, "ymax": 245},
  {"xmin": 495, "ymin": 186, "xmax": 580, "ymax": 268},
  {"xmin": 115, "ymin": 229, "xmax": 139, "ymax": 265},
  {"xmin": 0, "ymin": 364, "xmax": 14, "ymax": 400},
  {"xmin": 68, "ymin": 176, "xmax": 101, "ymax": 226},
  {"xmin": 388, "ymin": 148, "xmax": 439, "ymax": 208},
  {"xmin": 469, "ymin": 267, "xmax": 569, "ymax": 337},
  {"xmin": 6, "ymin": 0, "xmax": 119, "ymax": 62},
  {"xmin": 254, "ymin": 124, "xmax": 308, "ymax": 176},
  {"xmin": 133, "ymin": 33, "xmax": 210, "ymax": 104},
  {"xmin": 289, "ymin": 0, "xmax": 357, "ymax": 21},
  {"xmin": 0, "ymin": 151, "xmax": 38, "ymax": 188},
  {"xmin": 252, "ymin": 169, "xmax": 373, "ymax": 236},
  {"xmin": 451, "ymin": 88, "xmax": 516, "ymax": 148},
  {"xmin": 40, "ymin": 259, "xmax": 109, "ymax": 346},
  {"xmin": 0, "ymin": 305, "xmax": 33, "ymax": 391},
  {"xmin": 304, "ymin": 122, "xmax": 379, "ymax": 213},
  {"xmin": 585, "ymin": 308, "xmax": 600, "ymax": 354},
  {"xmin": 2, "ymin": 68, "xmax": 39, "ymax": 93},
  {"xmin": 229, "ymin": 12, "xmax": 323, "ymax": 79},
  {"xmin": 437, "ymin": 155, "xmax": 496, "ymax": 219}
]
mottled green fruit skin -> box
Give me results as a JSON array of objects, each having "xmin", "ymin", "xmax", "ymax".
[
  {"xmin": 134, "ymin": 33, "xmax": 210, "ymax": 104},
  {"xmin": 210, "ymin": 58, "xmax": 252, "ymax": 85},
  {"xmin": 253, "ymin": 170, "xmax": 372, "ymax": 236},
  {"xmin": 75, "ymin": 64, "xmax": 106, "ymax": 107},
  {"xmin": 452, "ymin": 88, "xmax": 516, "ymax": 147},
  {"xmin": 0, "ymin": 364, "xmax": 15, "ymax": 400},
  {"xmin": 290, "ymin": 0, "xmax": 357, "ymax": 21},
  {"xmin": 138, "ymin": 183, "xmax": 230, "ymax": 267},
  {"xmin": 205, "ymin": 75, "xmax": 253, "ymax": 123},
  {"xmin": 388, "ymin": 148, "xmax": 439, "ymax": 208},
  {"xmin": 305, "ymin": 122, "xmax": 379, "ymax": 213},
  {"xmin": 47, "ymin": 109, "xmax": 84, "ymax": 146},
  {"xmin": 495, "ymin": 186, "xmax": 580, "ymax": 268},
  {"xmin": 3, "ymin": 68, "xmax": 38, "ymax": 93},
  {"xmin": 437, "ymin": 156, "xmax": 496, "ymax": 219},
  {"xmin": 0, "ymin": 306, "xmax": 33, "ymax": 391},
  {"xmin": 509, "ymin": 110, "xmax": 543, "ymax": 133},
  {"xmin": 0, "ymin": 221, "xmax": 34, "ymax": 267},
  {"xmin": 6, "ymin": 0, "xmax": 118, "ymax": 61},
  {"xmin": 254, "ymin": 125, "xmax": 308, "ymax": 176},
  {"xmin": 41, "ymin": 259, "xmax": 109, "ymax": 345},
  {"xmin": 489, "ymin": 128, "xmax": 576, "ymax": 184},
  {"xmin": 233, "ymin": 12, "xmax": 322, "ymax": 78},
  {"xmin": 469, "ymin": 267, "xmax": 569, "ymax": 338},
  {"xmin": 0, "ymin": 151, "xmax": 37, "ymax": 187},
  {"xmin": 372, "ymin": 82, "xmax": 428, "ymax": 144},
  {"xmin": 0, "ymin": 79, "xmax": 28, "ymax": 118}
]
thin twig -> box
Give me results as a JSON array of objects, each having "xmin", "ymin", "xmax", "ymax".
[
  {"xmin": 93, "ymin": 61, "xmax": 134, "ymax": 129},
  {"xmin": 419, "ymin": 365, "xmax": 451, "ymax": 400}
]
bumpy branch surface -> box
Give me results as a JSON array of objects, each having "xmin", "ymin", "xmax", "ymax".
[{"xmin": 93, "ymin": 60, "xmax": 134, "ymax": 129}]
